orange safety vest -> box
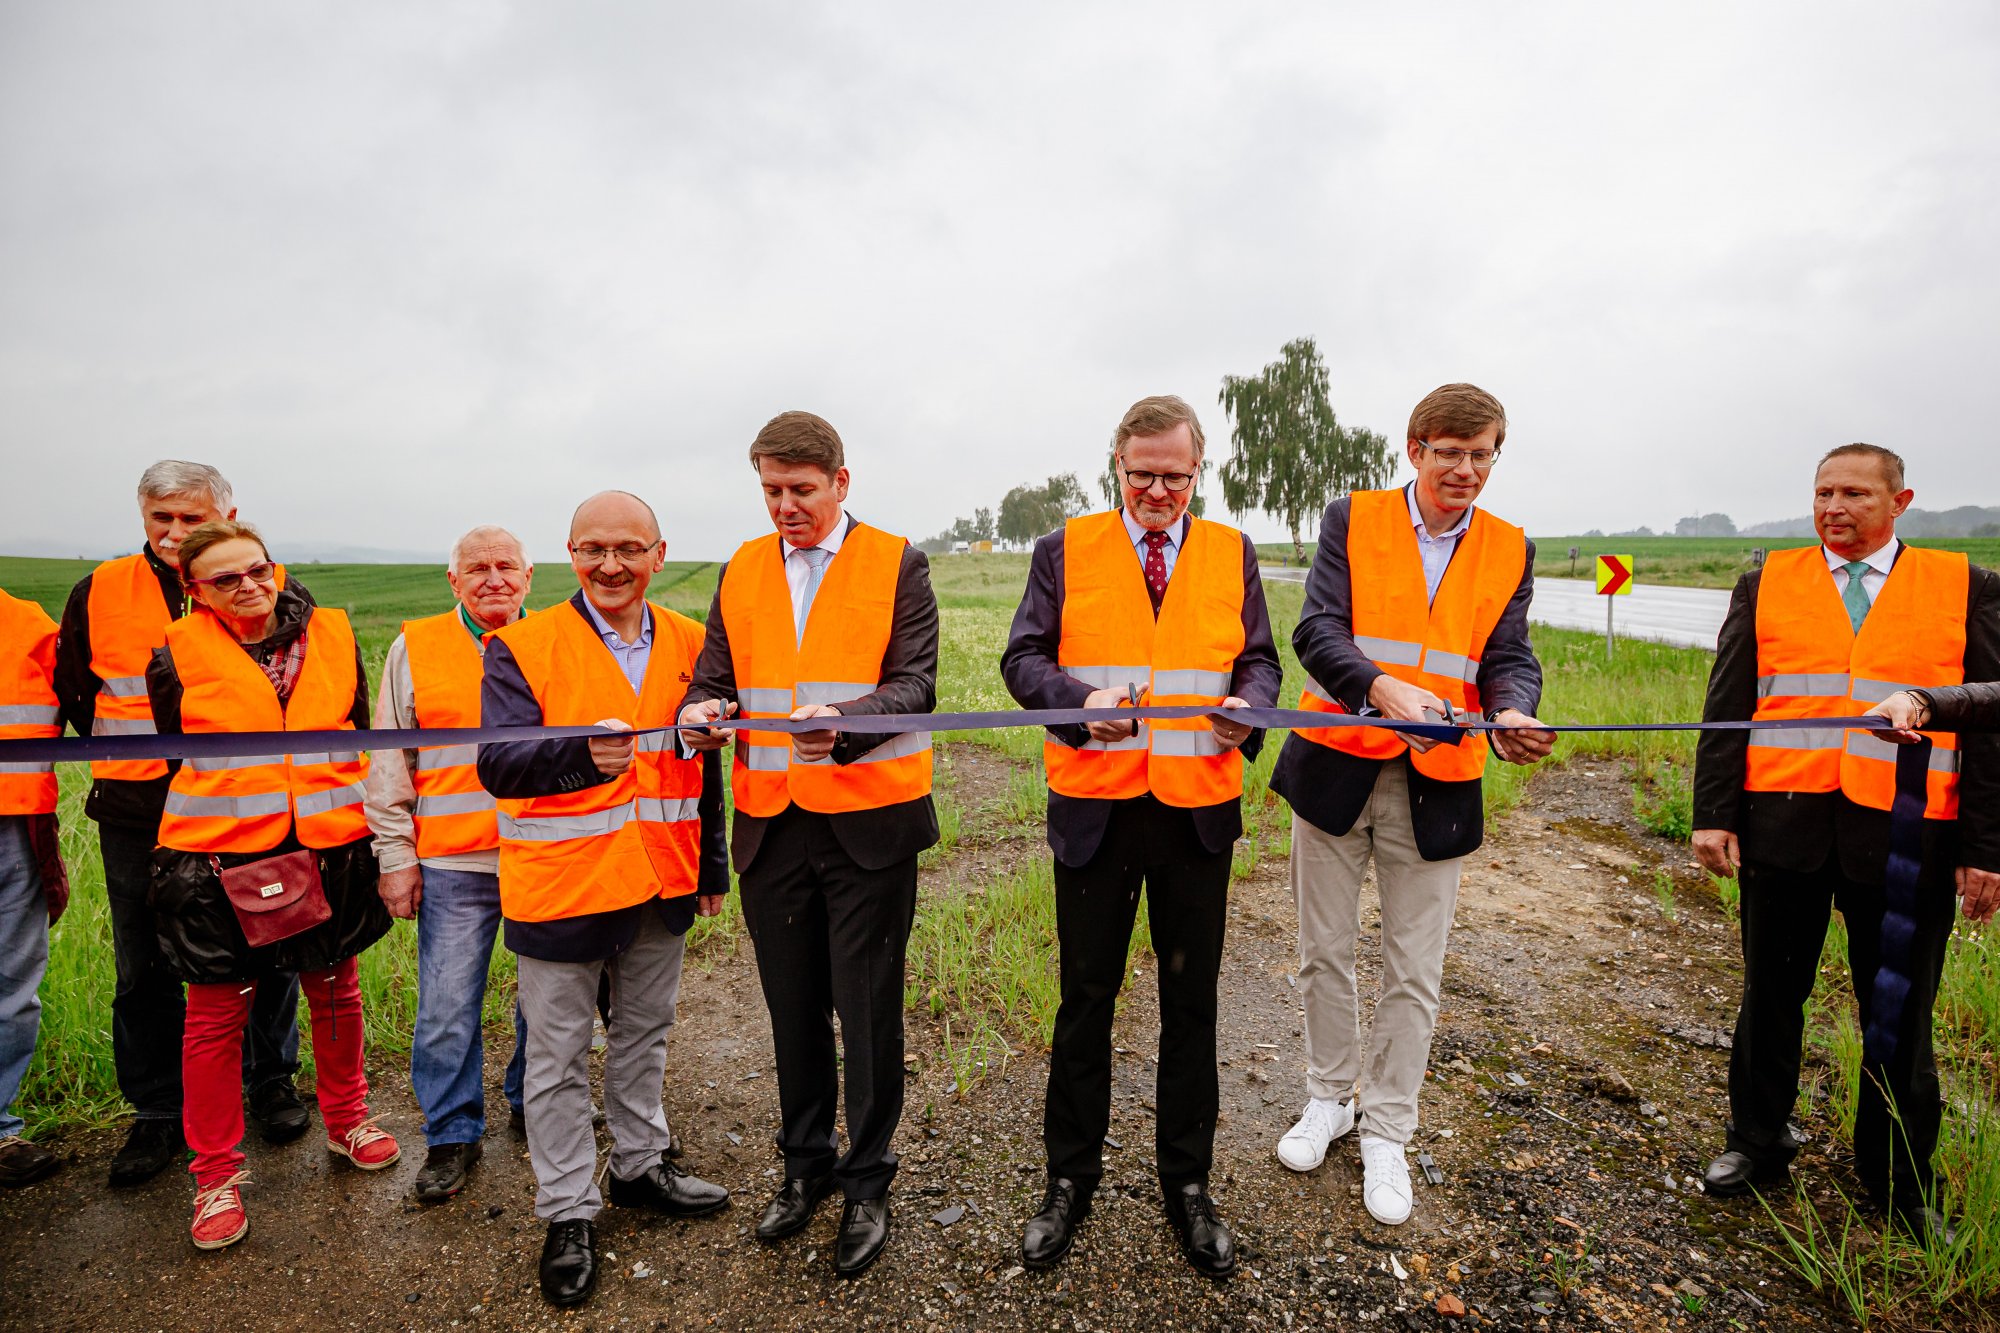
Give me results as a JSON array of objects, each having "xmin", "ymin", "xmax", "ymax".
[
  {"xmin": 490, "ymin": 600, "xmax": 705, "ymax": 923},
  {"xmin": 0, "ymin": 590, "xmax": 60, "ymax": 816},
  {"xmin": 402, "ymin": 610, "xmax": 500, "ymax": 860},
  {"xmin": 718, "ymin": 523, "xmax": 933, "ymax": 817},
  {"xmin": 157, "ymin": 602, "xmax": 372, "ymax": 853},
  {"xmin": 1042, "ymin": 511, "xmax": 1247, "ymax": 807},
  {"xmin": 1747, "ymin": 545, "xmax": 1965, "ymax": 819},
  {"xmin": 84, "ymin": 553, "xmax": 177, "ymax": 781},
  {"xmin": 1292, "ymin": 489, "xmax": 1526, "ymax": 782}
]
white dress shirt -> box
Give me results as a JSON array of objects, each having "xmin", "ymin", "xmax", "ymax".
[
  {"xmin": 1821, "ymin": 537, "xmax": 1899, "ymax": 607},
  {"xmin": 1404, "ymin": 483, "xmax": 1474, "ymax": 604},
  {"xmin": 1121, "ymin": 507, "xmax": 1187, "ymax": 582},
  {"xmin": 786, "ymin": 510, "xmax": 849, "ymax": 627}
]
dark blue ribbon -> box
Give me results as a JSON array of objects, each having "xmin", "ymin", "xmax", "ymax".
[
  {"xmin": 1863, "ymin": 737, "xmax": 1935, "ymax": 1067},
  {"xmin": 0, "ymin": 707, "xmax": 1893, "ymax": 766}
]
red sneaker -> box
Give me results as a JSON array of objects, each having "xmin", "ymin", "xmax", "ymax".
[
  {"xmin": 191, "ymin": 1172, "xmax": 249, "ymax": 1250},
  {"xmin": 327, "ymin": 1118, "xmax": 400, "ymax": 1171}
]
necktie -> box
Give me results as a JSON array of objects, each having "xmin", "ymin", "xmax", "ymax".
[
  {"xmin": 795, "ymin": 545, "xmax": 831, "ymax": 636},
  {"xmin": 1841, "ymin": 560, "xmax": 1872, "ymax": 633},
  {"xmin": 1142, "ymin": 530, "xmax": 1170, "ymax": 614}
]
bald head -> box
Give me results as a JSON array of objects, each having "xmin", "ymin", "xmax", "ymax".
[{"xmin": 570, "ymin": 491, "xmax": 660, "ymax": 544}]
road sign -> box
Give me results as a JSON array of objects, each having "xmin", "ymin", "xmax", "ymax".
[{"xmin": 1600, "ymin": 548, "xmax": 1632, "ymax": 592}]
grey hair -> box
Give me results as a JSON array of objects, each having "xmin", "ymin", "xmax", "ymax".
[
  {"xmin": 448, "ymin": 524, "xmax": 529, "ymax": 571},
  {"xmin": 136, "ymin": 460, "xmax": 233, "ymax": 512}
]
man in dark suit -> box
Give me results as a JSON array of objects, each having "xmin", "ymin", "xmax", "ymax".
[
  {"xmin": 1693, "ymin": 444, "xmax": 2000, "ymax": 1236},
  {"xmin": 1001, "ymin": 394, "xmax": 1281, "ymax": 1278},
  {"xmin": 1269, "ymin": 383, "xmax": 1550, "ymax": 1228},
  {"xmin": 679, "ymin": 411, "xmax": 938, "ymax": 1277}
]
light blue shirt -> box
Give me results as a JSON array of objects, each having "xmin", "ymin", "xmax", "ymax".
[
  {"xmin": 578, "ymin": 595, "xmax": 653, "ymax": 696},
  {"xmin": 1404, "ymin": 483, "xmax": 1474, "ymax": 604},
  {"xmin": 1121, "ymin": 507, "xmax": 1186, "ymax": 582}
]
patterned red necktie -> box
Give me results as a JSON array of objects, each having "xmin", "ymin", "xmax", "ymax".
[{"xmin": 1143, "ymin": 530, "xmax": 1170, "ymax": 614}]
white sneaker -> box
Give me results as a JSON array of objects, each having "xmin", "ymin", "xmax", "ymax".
[
  {"xmin": 1276, "ymin": 1097, "xmax": 1355, "ymax": 1172},
  {"xmin": 1359, "ymin": 1135, "xmax": 1413, "ymax": 1225}
]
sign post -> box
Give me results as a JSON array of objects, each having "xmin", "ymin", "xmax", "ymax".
[{"xmin": 1595, "ymin": 554, "xmax": 1633, "ymax": 656}]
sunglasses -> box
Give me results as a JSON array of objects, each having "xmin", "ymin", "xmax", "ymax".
[{"xmin": 185, "ymin": 561, "xmax": 278, "ymax": 594}]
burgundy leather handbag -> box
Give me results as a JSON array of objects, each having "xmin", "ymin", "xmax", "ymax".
[{"xmin": 212, "ymin": 849, "xmax": 331, "ymax": 948}]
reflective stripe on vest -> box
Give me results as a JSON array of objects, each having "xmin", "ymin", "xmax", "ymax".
[
  {"xmin": 84, "ymin": 554, "xmax": 175, "ymax": 781},
  {"xmin": 0, "ymin": 591, "xmax": 61, "ymax": 815},
  {"xmin": 1292, "ymin": 490, "xmax": 1526, "ymax": 783},
  {"xmin": 403, "ymin": 611, "xmax": 502, "ymax": 859},
  {"xmin": 1042, "ymin": 511, "xmax": 1247, "ymax": 808},
  {"xmin": 155, "ymin": 603, "xmax": 371, "ymax": 853},
  {"xmin": 489, "ymin": 599, "xmax": 707, "ymax": 922},
  {"xmin": 1748, "ymin": 545, "xmax": 1967, "ymax": 819},
  {"xmin": 719, "ymin": 524, "xmax": 934, "ymax": 817}
]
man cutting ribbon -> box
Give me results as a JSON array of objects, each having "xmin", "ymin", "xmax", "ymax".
[{"xmin": 1693, "ymin": 444, "xmax": 2000, "ymax": 1238}]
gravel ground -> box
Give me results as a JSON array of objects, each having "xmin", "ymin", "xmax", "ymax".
[{"xmin": 0, "ymin": 756, "xmax": 1920, "ymax": 1330}]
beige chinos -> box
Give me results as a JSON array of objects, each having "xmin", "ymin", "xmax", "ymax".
[{"xmin": 1290, "ymin": 759, "xmax": 1462, "ymax": 1145}]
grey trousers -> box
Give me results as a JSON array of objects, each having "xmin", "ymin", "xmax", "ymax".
[
  {"xmin": 516, "ymin": 909, "xmax": 685, "ymax": 1222},
  {"xmin": 1290, "ymin": 761, "xmax": 1464, "ymax": 1144}
]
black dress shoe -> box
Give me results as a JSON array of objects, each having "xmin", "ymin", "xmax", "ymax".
[
  {"xmin": 757, "ymin": 1173, "xmax": 834, "ymax": 1242},
  {"xmin": 0, "ymin": 1136, "xmax": 60, "ymax": 1188},
  {"xmin": 414, "ymin": 1141, "xmax": 483, "ymax": 1204},
  {"xmin": 508, "ymin": 1105, "xmax": 526, "ymax": 1138},
  {"xmin": 834, "ymin": 1196, "xmax": 890, "ymax": 1276},
  {"xmin": 1892, "ymin": 1204, "xmax": 1957, "ymax": 1247},
  {"xmin": 247, "ymin": 1079, "xmax": 311, "ymax": 1145},
  {"xmin": 606, "ymin": 1155, "xmax": 730, "ymax": 1217},
  {"xmin": 107, "ymin": 1119, "xmax": 184, "ymax": 1188},
  {"xmin": 1162, "ymin": 1181, "xmax": 1237, "ymax": 1279},
  {"xmin": 1703, "ymin": 1149, "xmax": 1791, "ymax": 1198},
  {"xmin": 539, "ymin": 1218, "xmax": 597, "ymax": 1307},
  {"xmin": 1020, "ymin": 1177, "xmax": 1093, "ymax": 1270}
]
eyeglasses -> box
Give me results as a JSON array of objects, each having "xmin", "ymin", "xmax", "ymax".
[
  {"xmin": 569, "ymin": 542, "xmax": 660, "ymax": 564},
  {"xmin": 1417, "ymin": 441, "xmax": 1501, "ymax": 470},
  {"xmin": 185, "ymin": 561, "xmax": 278, "ymax": 594},
  {"xmin": 1120, "ymin": 466, "xmax": 1195, "ymax": 493}
]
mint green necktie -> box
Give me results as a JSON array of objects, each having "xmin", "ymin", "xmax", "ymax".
[{"xmin": 1841, "ymin": 560, "xmax": 1872, "ymax": 633}]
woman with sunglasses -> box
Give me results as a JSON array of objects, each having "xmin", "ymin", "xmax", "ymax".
[{"xmin": 144, "ymin": 520, "xmax": 396, "ymax": 1250}]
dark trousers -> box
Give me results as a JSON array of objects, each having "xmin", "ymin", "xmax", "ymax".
[
  {"xmin": 1045, "ymin": 796, "xmax": 1231, "ymax": 1189},
  {"xmin": 1728, "ymin": 857, "xmax": 1956, "ymax": 1209},
  {"xmin": 739, "ymin": 805, "xmax": 917, "ymax": 1200},
  {"xmin": 99, "ymin": 821, "xmax": 300, "ymax": 1118}
]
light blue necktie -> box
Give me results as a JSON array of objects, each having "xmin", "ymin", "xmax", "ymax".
[
  {"xmin": 795, "ymin": 546, "xmax": 832, "ymax": 636},
  {"xmin": 1841, "ymin": 560, "xmax": 1872, "ymax": 633}
]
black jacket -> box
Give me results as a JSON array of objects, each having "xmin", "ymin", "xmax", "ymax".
[
  {"xmin": 54, "ymin": 548, "xmax": 316, "ymax": 832},
  {"xmin": 999, "ymin": 515, "xmax": 1283, "ymax": 868},
  {"xmin": 143, "ymin": 590, "xmax": 390, "ymax": 983},
  {"xmin": 1270, "ymin": 491, "xmax": 1542, "ymax": 862},
  {"xmin": 1693, "ymin": 552, "xmax": 2000, "ymax": 879},
  {"xmin": 477, "ymin": 592, "xmax": 730, "ymax": 963},
  {"xmin": 683, "ymin": 517, "xmax": 942, "ymax": 875},
  {"xmin": 1919, "ymin": 681, "xmax": 2000, "ymax": 732}
]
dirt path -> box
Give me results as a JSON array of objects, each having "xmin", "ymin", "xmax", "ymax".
[{"xmin": 0, "ymin": 755, "xmax": 1880, "ymax": 1330}]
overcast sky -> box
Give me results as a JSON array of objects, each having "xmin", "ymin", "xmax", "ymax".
[{"xmin": 4, "ymin": 3, "xmax": 1996, "ymax": 562}]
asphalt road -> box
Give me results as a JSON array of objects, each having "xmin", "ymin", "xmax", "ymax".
[{"xmin": 1260, "ymin": 567, "xmax": 1732, "ymax": 651}]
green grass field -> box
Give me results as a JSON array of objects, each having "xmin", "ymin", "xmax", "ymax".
[
  {"xmin": 5, "ymin": 549, "xmax": 1996, "ymax": 1317},
  {"xmin": 1255, "ymin": 536, "xmax": 2000, "ymax": 589}
]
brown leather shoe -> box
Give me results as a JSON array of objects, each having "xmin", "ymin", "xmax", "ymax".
[{"xmin": 0, "ymin": 1135, "xmax": 59, "ymax": 1188}]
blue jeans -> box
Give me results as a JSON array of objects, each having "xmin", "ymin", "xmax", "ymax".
[
  {"xmin": 0, "ymin": 817, "xmax": 49, "ymax": 1140},
  {"xmin": 411, "ymin": 866, "xmax": 526, "ymax": 1146}
]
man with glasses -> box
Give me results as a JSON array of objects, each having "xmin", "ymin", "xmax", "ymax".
[
  {"xmin": 1271, "ymin": 383, "xmax": 1552, "ymax": 1227},
  {"xmin": 1002, "ymin": 395, "xmax": 1281, "ymax": 1278},
  {"xmin": 363, "ymin": 525, "xmax": 535, "ymax": 1205},
  {"xmin": 475, "ymin": 492, "xmax": 731, "ymax": 1308},
  {"xmin": 52, "ymin": 461, "xmax": 305, "ymax": 1187},
  {"xmin": 678, "ymin": 411, "xmax": 939, "ymax": 1277}
]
